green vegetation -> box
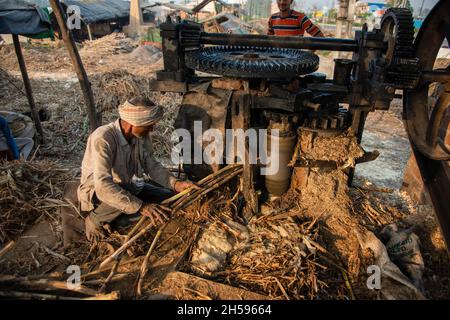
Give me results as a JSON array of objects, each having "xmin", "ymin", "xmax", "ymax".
[{"xmin": 141, "ymin": 27, "xmax": 162, "ymax": 43}]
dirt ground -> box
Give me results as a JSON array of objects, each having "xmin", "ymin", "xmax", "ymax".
[{"xmin": 0, "ymin": 35, "xmax": 449, "ymax": 300}]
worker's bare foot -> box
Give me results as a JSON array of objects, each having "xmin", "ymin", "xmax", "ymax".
[{"xmin": 85, "ymin": 216, "xmax": 106, "ymax": 242}]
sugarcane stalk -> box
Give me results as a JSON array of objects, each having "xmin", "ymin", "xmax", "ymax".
[
  {"xmin": 161, "ymin": 164, "xmax": 242, "ymax": 206},
  {"xmin": 0, "ymin": 276, "xmax": 98, "ymax": 296},
  {"xmin": 81, "ymin": 257, "xmax": 142, "ymax": 279},
  {"xmin": 135, "ymin": 226, "xmax": 165, "ymax": 298},
  {"xmin": 0, "ymin": 241, "xmax": 14, "ymax": 258},
  {"xmin": 0, "ymin": 290, "xmax": 119, "ymax": 300},
  {"xmin": 172, "ymin": 168, "xmax": 243, "ymax": 214},
  {"xmin": 98, "ymin": 217, "xmax": 146, "ymax": 293},
  {"xmin": 170, "ymin": 166, "xmax": 242, "ymax": 212},
  {"xmin": 169, "ymin": 165, "xmax": 243, "ymax": 209},
  {"xmin": 99, "ymin": 220, "xmax": 154, "ymax": 268}
]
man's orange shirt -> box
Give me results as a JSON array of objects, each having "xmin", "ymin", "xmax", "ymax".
[{"xmin": 268, "ymin": 10, "xmax": 324, "ymax": 37}]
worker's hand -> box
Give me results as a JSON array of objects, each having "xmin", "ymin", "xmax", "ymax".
[
  {"xmin": 85, "ymin": 215, "xmax": 106, "ymax": 242},
  {"xmin": 174, "ymin": 180, "xmax": 200, "ymax": 193},
  {"xmin": 139, "ymin": 203, "xmax": 171, "ymax": 226}
]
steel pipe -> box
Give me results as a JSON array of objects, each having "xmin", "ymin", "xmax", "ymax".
[
  {"xmin": 200, "ymin": 33, "xmax": 360, "ymax": 52},
  {"xmin": 422, "ymin": 70, "xmax": 450, "ymax": 83}
]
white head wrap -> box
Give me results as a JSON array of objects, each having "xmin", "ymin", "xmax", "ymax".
[{"xmin": 118, "ymin": 100, "xmax": 164, "ymax": 126}]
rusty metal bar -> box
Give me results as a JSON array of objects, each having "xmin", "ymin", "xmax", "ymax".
[
  {"xmin": 200, "ymin": 33, "xmax": 360, "ymax": 52},
  {"xmin": 422, "ymin": 70, "xmax": 450, "ymax": 83}
]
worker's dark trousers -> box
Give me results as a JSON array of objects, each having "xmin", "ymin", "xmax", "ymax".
[{"xmin": 87, "ymin": 183, "xmax": 174, "ymax": 227}]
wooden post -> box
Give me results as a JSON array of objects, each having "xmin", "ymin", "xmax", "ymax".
[
  {"xmin": 49, "ymin": 0, "xmax": 99, "ymax": 131},
  {"xmin": 231, "ymin": 91, "xmax": 258, "ymax": 220},
  {"xmin": 335, "ymin": 0, "xmax": 355, "ymax": 59},
  {"xmin": 12, "ymin": 34, "xmax": 45, "ymax": 143},
  {"xmin": 129, "ymin": 0, "xmax": 144, "ymax": 37}
]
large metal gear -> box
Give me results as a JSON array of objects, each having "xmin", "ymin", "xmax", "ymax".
[
  {"xmin": 380, "ymin": 8, "xmax": 420, "ymax": 88},
  {"xmin": 403, "ymin": 0, "xmax": 450, "ymax": 249},
  {"xmin": 185, "ymin": 46, "xmax": 319, "ymax": 78}
]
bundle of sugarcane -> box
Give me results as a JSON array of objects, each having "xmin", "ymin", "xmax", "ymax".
[{"xmin": 97, "ymin": 164, "xmax": 243, "ymax": 296}]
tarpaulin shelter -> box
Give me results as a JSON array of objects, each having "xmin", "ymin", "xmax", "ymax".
[
  {"xmin": 61, "ymin": 0, "xmax": 130, "ymax": 24},
  {"xmin": 21, "ymin": 0, "xmax": 131, "ymax": 40},
  {"xmin": 21, "ymin": 0, "xmax": 130, "ymax": 24},
  {"xmin": 1, "ymin": 0, "xmax": 99, "ymax": 138},
  {"xmin": 0, "ymin": 0, "xmax": 54, "ymax": 141},
  {"xmin": 54, "ymin": 0, "xmax": 131, "ymax": 40},
  {"xmin": 0, "ymin": 0, "xmax": 52, "ymax": 35}
]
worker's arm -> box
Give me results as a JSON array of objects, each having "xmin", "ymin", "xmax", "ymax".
[
  {"xmin": 303, "ymin": 16, "xmax": 325, "ymax": 37},
  {"xmin": 92, "ymin": 135, "xmax": 143, "ymax": 214},
  {"xmin": 0, "ymin": 116, "xmax": 20, "ymax": 160},
  {"xmin": 268, "ymin": 18, "xmax": 275, "ymax": 35},
  {"xmin": 141, "ymin": 137, "xmax": 198, "ymax": 193}
]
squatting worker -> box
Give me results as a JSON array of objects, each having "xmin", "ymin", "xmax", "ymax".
[
  {"xmin": 268, "ymin": 0, "xmax": 324, "ymax": 37},
  {"xmin": 78, "ymin": 97, "xmax": 198, "ymax": 241}
]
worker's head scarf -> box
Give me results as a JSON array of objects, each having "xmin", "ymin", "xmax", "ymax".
[{"xmin": 118, "ymin": 99, "xmax": 164, "ymax": 127}]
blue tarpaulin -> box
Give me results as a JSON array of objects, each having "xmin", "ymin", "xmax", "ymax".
[
  {"xmin": 21, "ymin": 0, "xmax": 130, "ymax": 24},
  {"xmin": 0, "ymin": 0, "xmax": 52, "ymax": 35},
  {"xmin": 61, "ymin": 0, "xmax": 130, "ymax": 24}
]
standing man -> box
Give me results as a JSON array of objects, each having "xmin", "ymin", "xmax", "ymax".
[
  {"xmin": 268, "ymin": 0, "xmax": 324, "ymax": 37},
  {"xmin": 77, "ymin": 97, "xmax": 198, "ymax": 241}
]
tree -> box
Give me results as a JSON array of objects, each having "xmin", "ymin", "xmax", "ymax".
[
  {"xmin": 358, "ymin": 12, "xmax": 373, "ymax": 21},
  {"xmin": 328, "ymin": 8, "xmax": 337, "ymax": 20}
]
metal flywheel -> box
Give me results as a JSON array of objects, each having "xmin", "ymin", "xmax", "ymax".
[{"xmin": 185, "ymin": 46, "xmax": 319, "ymax": 78}]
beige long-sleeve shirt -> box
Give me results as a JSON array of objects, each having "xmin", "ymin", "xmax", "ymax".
[{"xmin": 77, "ymin": 119, "xmax": 177, "ymax": 214}]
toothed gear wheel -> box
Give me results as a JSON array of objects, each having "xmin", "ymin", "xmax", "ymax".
[
  {"xmin": 185, "ymin": 46, "xmax": 319, "ymax": 78},
  {"xmin": 380, "ymin": 8, "xmax": 420, "ymax": 88}
]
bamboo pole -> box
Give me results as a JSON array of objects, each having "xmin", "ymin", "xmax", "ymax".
[
  {"xmin": 12, "ymin": 35, "xmax": 45, "ymax": 143},
  {"xmin": 48, "ymin": 0, "xmax": 99, "ymax": 130}
]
